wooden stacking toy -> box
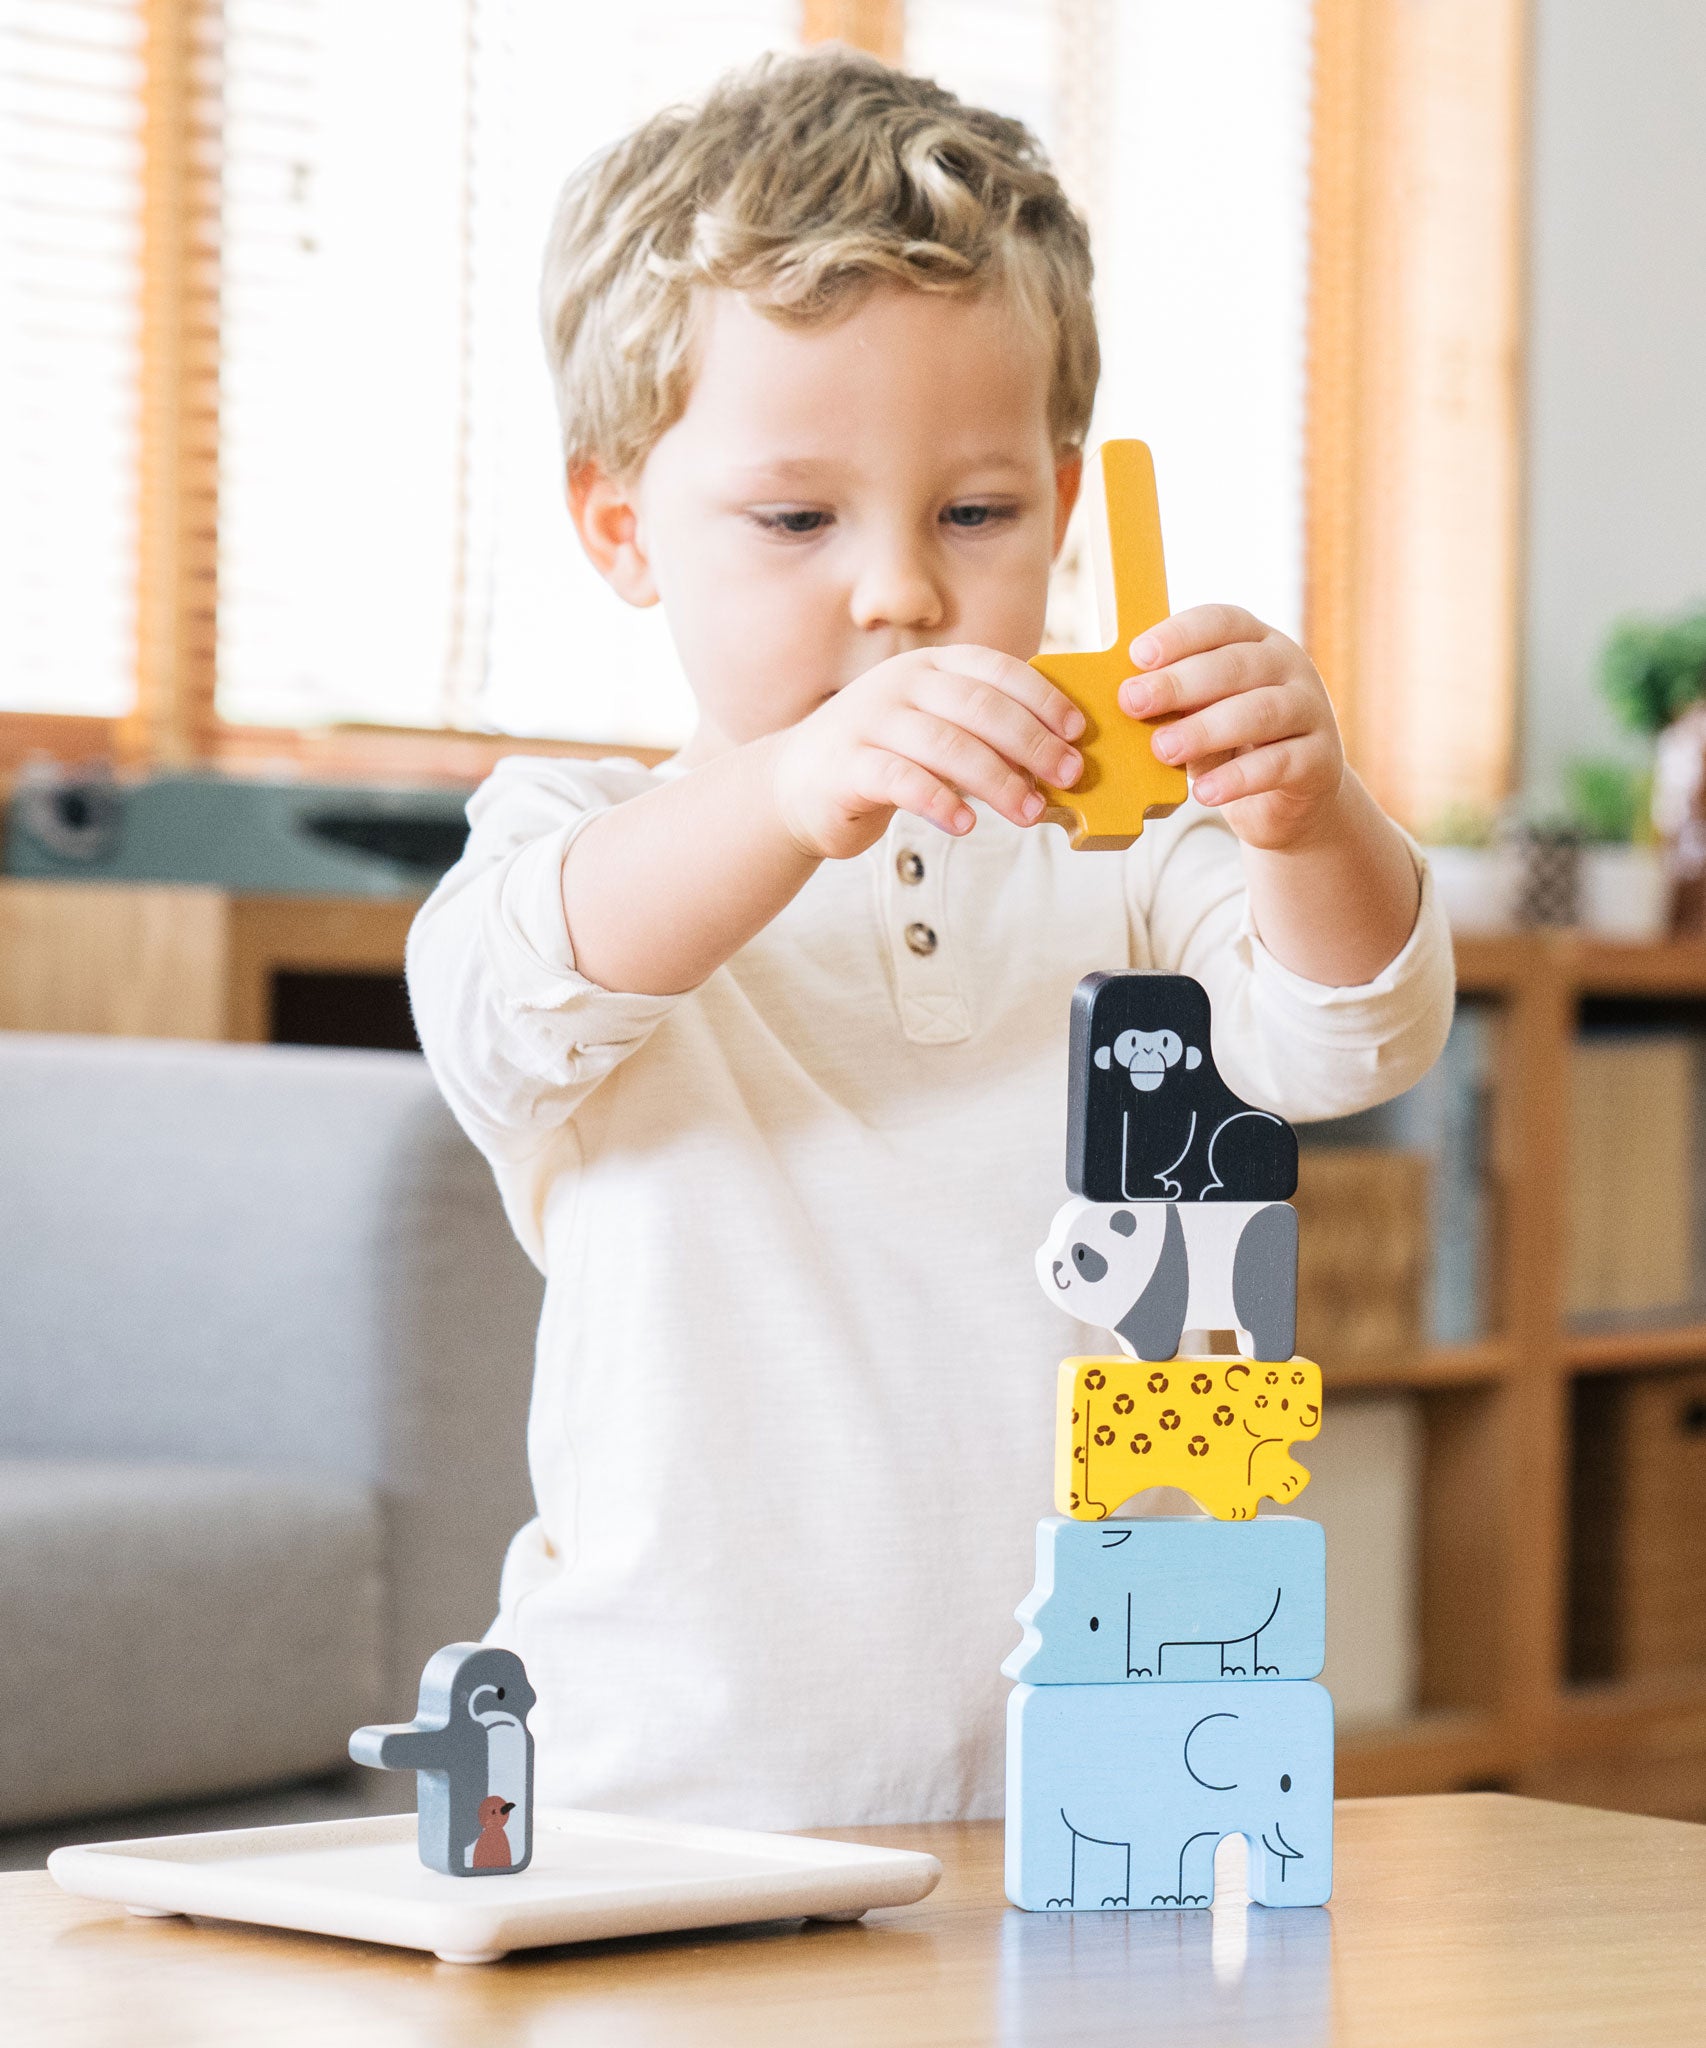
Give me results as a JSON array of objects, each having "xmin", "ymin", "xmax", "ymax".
[
  {"xmin": 1006, "ymin": 971, "xmax": 1333, "ymax": 1911},
  {"xmin": 1029, "ymin": 440, "xmax": 1188, "ymax": 848},
  {"xmin": 351, "ymin": 1642, "xmax": 537, "ymax": 1877}
]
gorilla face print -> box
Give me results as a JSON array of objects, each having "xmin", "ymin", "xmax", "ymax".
[{"xmin": 1098, "ymin": 1029, "xmax": 1204, "ymax": 1093}]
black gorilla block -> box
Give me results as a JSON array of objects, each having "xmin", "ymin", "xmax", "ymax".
[{"xmin": 1066, "ymin": 971, "xmax": 1298, "ymax": 1202}]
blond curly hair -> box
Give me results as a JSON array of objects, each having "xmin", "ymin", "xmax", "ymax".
[{"xmin": 540, "ymin": 46, "xmax": 1099, "ymax": 478}]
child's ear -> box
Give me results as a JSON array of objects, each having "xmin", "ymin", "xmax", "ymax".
[
  {"xmin": 566, "ymin": 462, "xmax": 659, "ymax": 608},
  {"xmin": 1052, "ymin": 451, "xmax": 1084, "ymax": 557}
]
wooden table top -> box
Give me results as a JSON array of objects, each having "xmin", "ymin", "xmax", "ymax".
[{"xmin": 3, "ymin": 1795, "xmax": 1704, "ymax": 2046}]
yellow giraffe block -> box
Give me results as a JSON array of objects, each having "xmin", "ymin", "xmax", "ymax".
[
  {"xmin": 1055, "ymin": 1355, "xmax": 1322, "ymax": 1522},
  {"xmin": 1031, "ymin": 439, "xmax": 1188, "ymax": 849}
]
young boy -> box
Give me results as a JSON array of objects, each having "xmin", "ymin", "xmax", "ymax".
[{"xmin": 408, "ymin": 48, "xmax": 1453, "ymax": 1831}]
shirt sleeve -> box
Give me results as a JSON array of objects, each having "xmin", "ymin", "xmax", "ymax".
[
  {"xmin": 406, "ymin": 753, "xmax": 682, "ymax": 1169},
  {"xmin": 1128, "ymin": 800, "xmax": 1457, "ymax": 1122}
]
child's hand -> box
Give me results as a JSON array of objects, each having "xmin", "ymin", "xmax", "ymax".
[
  {"xmin": 1120, "ymin": 606, "xmax": 1346, "ymax": 851},
  {"xmin": 770, "ymin": 646, "xmax": 1086, "ymax": 861}
]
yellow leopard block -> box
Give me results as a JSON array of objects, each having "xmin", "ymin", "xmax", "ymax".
[
  {"xmin": 1031, "ymin": 439, "xmax": 1188, "ymax": 849},
  {"xmin": 1055, "ymin": 1355, "xmax": 1322, "ymax": 1522}
]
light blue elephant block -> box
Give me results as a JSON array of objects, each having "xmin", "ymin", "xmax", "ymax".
[
  {"xmin": 1002, "ymin": 1515, "xmax": 1325, "ymax": 1686},
  {"xmin": 1006, "ymin": 1679, "xmax": 1334, "ymax": 1910}
]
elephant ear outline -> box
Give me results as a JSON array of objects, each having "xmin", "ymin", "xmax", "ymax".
[{"xmin": 1183, "ymin": 1710, "xmax": 1240, "ymax": 1791}]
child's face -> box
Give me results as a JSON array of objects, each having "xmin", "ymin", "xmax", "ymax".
[{"xmin": 572, "ymin": 284, "xmax": 1081, "ymax": 755}]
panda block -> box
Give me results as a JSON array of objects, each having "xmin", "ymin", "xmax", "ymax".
[
  {"xmin": 1038, "ymin": 1194, "xmax": 1297, "ymax": 1363},
  {"xmin": 1067, "ymin": 972, "xmax": 1298, "ymax": 1203}
]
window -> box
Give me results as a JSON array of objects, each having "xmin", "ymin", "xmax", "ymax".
[
  {"xmin": 0, "ymin": 0, "xmax": 1311, "ymax": 753},
  {"xmin": 0, "ymin": 0, "xmax": 146, "ymax": 718},
  {"xmin": 913, "ymin": 0, "xmax": 1313, "ymax": 646},
  {"xmin": 0, "ymin": 0, "xmax": 1519, "ymax": 824},
  {"xmin": 213, "ymin": 0, "xmax": 798, "ymax": 749},
  {"xmin": 214, "ymin": 0, "xmax": 1311, "ymax": 747}
]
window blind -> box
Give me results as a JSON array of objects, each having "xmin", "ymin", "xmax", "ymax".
[
  {"xmin": 213, "ymin": 0, "xmax": 1306, "ymax": 746},
  {"xmin": 0, "ymin": 0, "xmax": 1310, "ymax": 749},
  {"xmin": 908, "ymin": 0, "xmax": 1311, "ymax": 656},
  {"xmin": 1084, "ymin": 0, "xmax": 1312, "ymax": 639},
  {"xmin": 211, "ymin": 0, "xmax": 799, "ymax": 748},
  {"xmin": 0, "ymin": 0, "xmax": 146, "ymax": 717}
]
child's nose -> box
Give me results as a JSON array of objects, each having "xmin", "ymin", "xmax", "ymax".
[{"xmin": 848, "ymin": 544, "xmax": 946, "ymax": 635}]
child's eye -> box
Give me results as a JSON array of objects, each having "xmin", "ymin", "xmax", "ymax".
[
  {"xmin": 941, "ymin": 502, "xmax": 1016, "ymax": 530},
  {"xmin": 749, "ymin": 507, "xmax": 833, "ymax": 537}
]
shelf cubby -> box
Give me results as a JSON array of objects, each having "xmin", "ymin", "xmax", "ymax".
[{"xmin": 1336, "ymin": 933, "xmax": 1706, "ymax": 1821}]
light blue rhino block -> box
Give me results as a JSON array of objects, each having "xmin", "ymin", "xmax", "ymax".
[
  {"xmin": 1002, "ymin": 1514, "xmax": 1325, "ymax": 1686},
  {"xmin": 1005, "ymin": 1679, "xmax": 1334, "ymax": 1910}
]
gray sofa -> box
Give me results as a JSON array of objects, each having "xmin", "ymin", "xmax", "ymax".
[{"xmin": 0, "ymin": 1034, "xmax": 542, "ymax": 1831}]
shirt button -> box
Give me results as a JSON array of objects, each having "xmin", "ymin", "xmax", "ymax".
[
  {"xmin": 904, "ymin": 922, "xmax": 938, "ymax": 957},
  {"xmin": 896, "ymin": 848, "xmax": 925, "ymax": 885}
]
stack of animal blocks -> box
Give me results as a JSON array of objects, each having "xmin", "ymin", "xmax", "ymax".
[{"xmin": 1004, "ymin": 970, "xmax": 1333, "ymax": 1912}]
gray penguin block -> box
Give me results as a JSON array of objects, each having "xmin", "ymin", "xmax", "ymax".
[
  {"xmin": 1003, "ymin": 1515, "xmax": 1325, "ymax": 1686},
  {"xmin": 350, "ymin": 1643, "xmax": 536, "ymax": 1877}
]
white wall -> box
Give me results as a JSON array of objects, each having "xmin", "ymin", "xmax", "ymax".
[{"xmin": 1522, "ymin": 0, "xmax": 1706, "ymax": 802}]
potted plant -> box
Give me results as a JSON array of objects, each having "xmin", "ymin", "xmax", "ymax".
[
  {"xmin": 1601, "ymin": 607, "xmax": 1706, "ymax": 934},
  {"xmin": 1565, "ymin": 757, "xmax": 1667, "ymax": 941},
  {"xmin": 1420, "ymin": 802, "xmax": 1520, "ymax": 934}
]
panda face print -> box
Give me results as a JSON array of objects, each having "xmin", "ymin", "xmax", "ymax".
[{"xmin": 1037, "ymin": 1199, "xmax": 1168, "ymax": 1338}]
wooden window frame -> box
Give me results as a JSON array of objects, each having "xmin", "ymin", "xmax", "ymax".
[
  {"xmin": 1, "ymin": 0, "xmax": 678, "ymax": 789},
  {"xmin": 5, "ymin": 0, "xmax": 1524, "ymax": 808},
  {"xmin": 1306, "ymin": 0, "xmax": 1528, "ymax": 831}
]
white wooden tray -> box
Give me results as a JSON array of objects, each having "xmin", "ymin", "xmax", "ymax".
[{"xmin": 47, "ymin": 1806, "xmax": 942, "ymax": 1964}]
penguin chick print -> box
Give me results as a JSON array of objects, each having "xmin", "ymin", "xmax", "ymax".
[{"xmin": 472, "ymin": 1794, "xmax": 517, "ymax": 1870}]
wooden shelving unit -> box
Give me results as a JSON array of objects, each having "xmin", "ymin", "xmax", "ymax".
[
  {"xmin": 1568, "ymin": 1324, "xmax": 1706, "ymax": 1373},
  {"xmin": 1338, "ymin": 932, "xmax": 1706, "ymax": 1820}
]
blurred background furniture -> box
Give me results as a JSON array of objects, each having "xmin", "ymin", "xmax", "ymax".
[
  {"xmin": 0, "ymin": 1034, "xmax": 541, "ymax": 1831},
  {"xmin": 14, "ymin": 925, "xmax": 1706, "ymax": 1828},
  {"xmin": 0, "ymin": 883, "xmax": 421, "ymax": 1048},
  {"xmin": 0, "ymin": 768, "xmax": 472, "ymax": 1048}
]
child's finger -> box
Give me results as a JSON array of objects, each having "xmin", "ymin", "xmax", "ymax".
[
  {"xmin": 927, "ymin": 644, "xmax": 1086, "ymax": 744},
  {"xmin": 887, "ymin": 707, "xmax": 1048, "ymax": 827},
  {"xmin": 1151, "ymin": 684, "xmax": 1302, "ymax": 768},
  {"xmin": 854, "ymin": 747, "xmax": 976, "ymax": 836},
  {"xmin": 1126, "ymin": 603, "xmax": 1267, "ymax": 675},
  {"xmin": 1122, "ymin": 638, "xmax": 1284, "ymax": 722},
  {"xmin": 912, "ymin": 665, "xmax": 1082, "ymax": 789},
  {"xmin": 1191, "ymin": 738, "xmax": 1327, "ymax": 809}
]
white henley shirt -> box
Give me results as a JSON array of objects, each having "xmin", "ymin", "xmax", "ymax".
[{"xmin": 406, "ymin": 752, "xmax": 1455, "ymax": 1829}]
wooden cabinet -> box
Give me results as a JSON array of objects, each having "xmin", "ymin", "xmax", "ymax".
[{"xmin": 0, "ymin": 880, "xmax": 420, "ymax": 1045}]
